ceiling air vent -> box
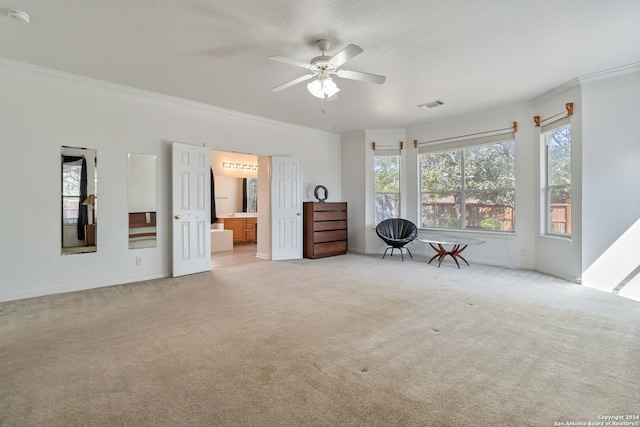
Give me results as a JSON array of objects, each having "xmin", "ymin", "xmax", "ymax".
[{"xmin": 418, "ymin": 100, "xmax": 444, "ymax": 109}]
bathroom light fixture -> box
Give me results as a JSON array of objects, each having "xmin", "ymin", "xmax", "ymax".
[
  {"xmin": 223, "ymin": 162, "xmax": 257, "ymax": 170},
  {"xmin": 8, "ymin": 9, "xmax": 30, "ymax": 24}
]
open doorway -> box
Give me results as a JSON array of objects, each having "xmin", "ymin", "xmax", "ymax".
[{"xmin": 210, "ymin": 150, "xmax": 268, "ymax": 267}]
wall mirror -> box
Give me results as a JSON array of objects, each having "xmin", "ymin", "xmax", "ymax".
[
  {"xmin": 214, "ymin": 176, "xmax": 258, "ymax": 214},
  {"xmin": 128, "ymin": 153, "xmax": 157, "ymax": 249},
  {"xmin": 61, "ymin": 146, "xmax": 98, "ymax": 255}
]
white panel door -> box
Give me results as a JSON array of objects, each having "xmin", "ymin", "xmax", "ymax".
[
  {"xmin": 271, "ymin": 156, "xmax": 302, "ymax": 261},
  {"xmin": 172, "ymin": 142, "xmax": 211, "ymax": 277}
]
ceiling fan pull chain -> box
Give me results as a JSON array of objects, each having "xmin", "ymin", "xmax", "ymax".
[{"xmin": 321, "ymin": 77, "xmax": 327, "ymax": 114}]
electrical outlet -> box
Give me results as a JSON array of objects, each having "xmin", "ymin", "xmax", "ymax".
[
  {"xmin": 136, "ymin": 256, "xmax": 142, "ymax": 265},
  {"xmin": 520, "ymin": 248, "xmax": 527, "ymax": 256}
]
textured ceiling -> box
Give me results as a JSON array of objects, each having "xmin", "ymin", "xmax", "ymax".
[{"xmin": 1, "ymin": 0, "xmax": 639, "ymax": 134}]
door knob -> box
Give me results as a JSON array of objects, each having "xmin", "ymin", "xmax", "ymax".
[
  {"xmin": 296, "ymin": 212, "xmax": 301, "ymax": 216},
  {"xmin": 174, "ymin": 214, "xmax": 181, "ymax": 219}
]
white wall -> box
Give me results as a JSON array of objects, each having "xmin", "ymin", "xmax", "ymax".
[
  {"xmin": 0, "ymin": 60, "xmax": 340, "ymax": 302},
  {"xmin": 341, "ymin": 131, "xmax": 367, "ymax": 253},
  {"xmin": 580, "ymin": 71, "xmax": 640, "ymax": 292}
]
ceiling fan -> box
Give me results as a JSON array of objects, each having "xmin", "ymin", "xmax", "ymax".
[{"xmin": 269, "ymin": 40, "xmax": 386, "ymax": 100}]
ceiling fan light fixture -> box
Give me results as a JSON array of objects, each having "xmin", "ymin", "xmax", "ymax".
[
  {"xmin": 307, "ymin": 77, "xmax": 340, "ymax": 99},
  {"xmin": 418, "ymin": 100, "xmax": 444, "ymax": 109}
]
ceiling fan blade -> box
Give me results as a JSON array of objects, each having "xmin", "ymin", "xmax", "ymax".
[
  {"xmin": 271, "ymin": 74, "xmax": 315, "ymax": 92},
  {"xmin": 336, "ymin": 69, "xmax": 386, "ymax": 85},
  {"xmin": 328, "ymin": 44, "xmax": 363, "ymax": 67},
  {"xmin": 269, "ymin": 56, "xmax": 313, "ymax": 70}
]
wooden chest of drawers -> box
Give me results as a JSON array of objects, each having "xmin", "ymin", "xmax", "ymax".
[{"xmin": 303, "ymin": 202, "xmax": 347, "ymax": 259}]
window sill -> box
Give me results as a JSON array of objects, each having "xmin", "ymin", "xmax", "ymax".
[{"xmin": 536, "ymin": 234, "xmax": 573, "ymax": 246}]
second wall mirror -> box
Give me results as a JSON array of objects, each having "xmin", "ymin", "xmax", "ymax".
[{"xmin": 128, "ymin": 153, "xmax": 157, "ymax": 249}]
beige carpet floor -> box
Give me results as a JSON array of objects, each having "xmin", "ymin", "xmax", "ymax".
[{"xmin": 1, "ymin": 253, "xmax": 639, "ymax": 426}]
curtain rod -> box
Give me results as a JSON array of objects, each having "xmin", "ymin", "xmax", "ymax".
[
  {"xmin": 62, "ymin": 145, "xmax": 90, "ymax": 150},
  {"xmin": 534, "ymin": 103, "xmax": 573, "ymax": 127},
  {"xmin": 371, "ymin": 141, "xmax": 403, "ymax": 150},
  {"xmin": 416, "ymin": 122, "xmax": 517, "ymax": 147}
]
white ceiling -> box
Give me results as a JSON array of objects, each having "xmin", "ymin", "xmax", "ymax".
[{"xmin": 1, "ymin": 0, "xmax": 639, "ymax": 134}]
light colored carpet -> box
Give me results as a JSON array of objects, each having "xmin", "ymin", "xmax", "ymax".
[{"xmin": 1, "ymin": 253, "xmax": 639, "ymax": 426}]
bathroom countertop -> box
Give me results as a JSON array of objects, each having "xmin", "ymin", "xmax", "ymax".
[{"xmin": 217, "ymin": 213, "xmax": 258, "ymax": 218}]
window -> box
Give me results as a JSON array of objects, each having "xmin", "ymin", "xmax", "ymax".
[
  {"xmin": 374, "ymin": 150, "xmax": 400, "ymax": 224},
  {"xmin": 419, "ymin": 136, "xmax": 515, "ymax": 232},
  {"xmin": 62, "ymin": 160, "xmax": 82, "ymax": 225},
  {"xmin": 543, "ymin": 121, "xmax": 571, "ymax": 236},
  {"xmin": 246, "ymin": 178, "xmax": 258, "ymax": 213}
]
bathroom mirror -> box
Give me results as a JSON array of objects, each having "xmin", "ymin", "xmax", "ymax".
[
  {"xmin": 214, "ymin": 176, "xmax": 258, "ymax": 213},
  {"xmin": 128, "ymin": 153, "xmax": 157, "ymax": 249},
  {"xmin": 61, "ymin": 146, "xmax": 98, "ymax": 255}
]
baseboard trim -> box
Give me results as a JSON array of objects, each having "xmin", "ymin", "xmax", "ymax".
[{"xmin": 0, "ymin": 272, "xmax": 169, "ymax": 303}]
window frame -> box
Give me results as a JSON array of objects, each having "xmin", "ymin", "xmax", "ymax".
[
  {"xmin": 542, "ymin": 120, "xmax": 572, "ymax": 237},
  {"xmin": 373, "ymin": 149, "xmax": 401, "ymax": 225},
  {"xmin": 246, "ymin": 177, "xmax": 258, "ymax": 213},
  {"xmin": 418, "ymin": 133, "xmax": 516, "ymax": 233},
  {"xmin": 61, "ymin": 160, "xmax": 83, "ymax": 225}
]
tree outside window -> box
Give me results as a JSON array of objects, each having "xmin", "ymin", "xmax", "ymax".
[
  {"xmin": 420, "ymin": 140, "xmax": 515, "ymax": 232},
  {"xmin": 62, "ymin": 161, "xmax": 82, "ymax": 225},
  {"xmin": 374, "ymin": 152, "xmax": 400, "ymax": 224},
  {"xmin": 545, "ymin": 125, "xmax": 571, "ymax": 235}
]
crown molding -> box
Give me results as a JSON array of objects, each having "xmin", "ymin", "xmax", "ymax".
[
  {"xmin": 0, "ymin": 57, "xmax": 339, "ymax": 137},
  {"xmin": 577, "ymin": 62, "xmax": 640, "ymax": 85},
  {"xmin": 535, "ymin": 62, "xmax": 640, "ymax": 103}
]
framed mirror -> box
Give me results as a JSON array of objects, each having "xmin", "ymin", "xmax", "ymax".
[
  {"xmin": 214, "ymin": 176, "xmax": 258, "ymax": 213},
  {"xmin": 128, "ymin": 153, "xmax": 157, "ymax": 249},
  {"xmin": 61, "ymin": 146, "xmax": 97, "ymax": 255}
]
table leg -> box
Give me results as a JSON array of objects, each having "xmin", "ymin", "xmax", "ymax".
[
  {"xmin": 428, "ymin": 243, "xmax": 446, "ymax": 265},
  {"xmin": 427, "ymin": 243, "xmax": 471, "ymax": 268},
  {"xmin": 445, "ymin": 244, "xmax": 461, "ymax": 268},
  {"xmin": 453, "ymin": 244, "xmax": 470, "ymax": 266}
]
